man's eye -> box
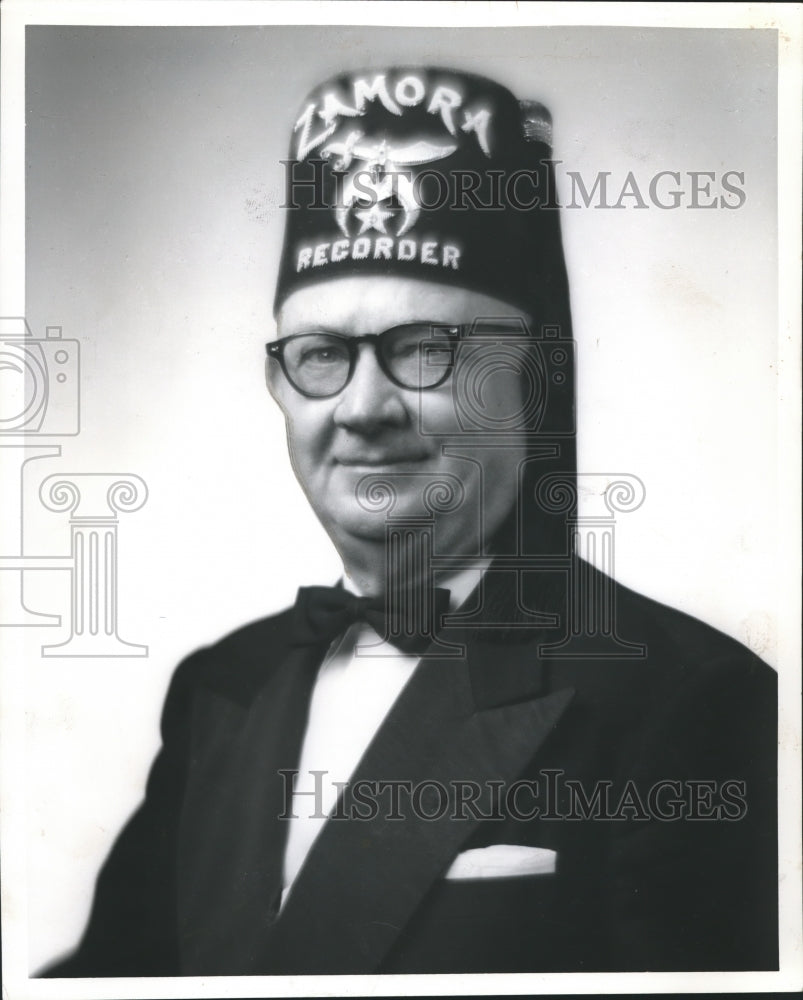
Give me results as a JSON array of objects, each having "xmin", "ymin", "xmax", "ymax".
[
  {"xmin": 387, "ymin": 339, "xmax": 423, "ymax": 360},
  {"xmin": 297, "ymin": 345, "xmax": 348, "ymax": 366}
]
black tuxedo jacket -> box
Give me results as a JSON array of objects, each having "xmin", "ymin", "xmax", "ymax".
[{"xmin": 46, "ymin": 562, "xmax": 778, "ymax": 976}]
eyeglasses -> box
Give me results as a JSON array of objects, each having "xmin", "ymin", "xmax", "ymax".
[{"xmin": 266, "ymin": 323, "xmax": 462, "ymax": 398}]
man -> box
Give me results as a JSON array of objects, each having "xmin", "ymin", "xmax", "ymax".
[{"xmin": 44, "ymin": 66, "xmax": 777, "ymax": 977}]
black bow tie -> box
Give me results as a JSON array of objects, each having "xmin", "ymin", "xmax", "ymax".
[{"xmin": 292, "ymin": 584, "xmax": 451, "ymax": 655}]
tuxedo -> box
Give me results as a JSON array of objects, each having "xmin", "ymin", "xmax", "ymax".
[{"xmin": 45, "ymin": 561, "xmax": 778, "ymax": 976}]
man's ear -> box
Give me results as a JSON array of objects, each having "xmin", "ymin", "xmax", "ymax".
[{"xmin": 265, "ymin": 357, "xmax": 282, "ymax": 404}]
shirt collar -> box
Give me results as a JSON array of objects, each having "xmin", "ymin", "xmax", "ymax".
[{"xmin": 340, "ymin": 559, "xmax": 491, "ymax": 613}]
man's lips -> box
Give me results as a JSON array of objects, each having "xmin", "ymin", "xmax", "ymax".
[{"xmin": 334, "ymin": 455, "xmax": 429, "ymax": 467}]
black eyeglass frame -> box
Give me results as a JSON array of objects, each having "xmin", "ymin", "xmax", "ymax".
[{"xmin": 266, "ymin": 324, "xmax": 463, "ymax": 398}]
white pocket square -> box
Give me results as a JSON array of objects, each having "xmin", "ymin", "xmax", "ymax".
[{"xmin": 444, "ymin": 844, "xmax": 557, "ymax": 880}]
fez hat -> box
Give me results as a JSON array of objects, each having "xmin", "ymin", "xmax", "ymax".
[{"xmin": 274, "ymin": 66, "xmax": 572, "ymax": 335}]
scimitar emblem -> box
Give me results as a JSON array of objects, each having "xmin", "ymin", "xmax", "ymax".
[{"xmin": 321, "ymin": 131, "xmax": 457, "ymax": 237}]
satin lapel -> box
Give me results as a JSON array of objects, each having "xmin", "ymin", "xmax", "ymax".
[
  {"xmin": 176, "ymin": 641, "xmax": 324, "ymax": 975},
  {"xmin": 261, "ymin": 629, "xmax": 574, "ymax": 975}
]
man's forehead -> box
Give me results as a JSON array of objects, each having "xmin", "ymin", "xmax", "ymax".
[{"xmin": 275, "ymin": 276, "xmax": 531, "ymax": 337}]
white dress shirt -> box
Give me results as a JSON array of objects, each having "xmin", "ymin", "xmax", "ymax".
[{"xmin": 280, "ymin": 563, "xmax": 489, "ymax": 909}]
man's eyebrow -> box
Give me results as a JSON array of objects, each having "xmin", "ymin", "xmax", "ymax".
[
  {"xmin": 279, "ymin": 316, "xmax": 536, "ymax": 339},
  {"xmin": 284, "ymin": 321, "xmax": 455, "ymax": 335}
]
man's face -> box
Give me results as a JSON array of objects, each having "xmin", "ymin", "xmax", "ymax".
[{"xmin": 270, "ymin": 275, "xmax": 529, "ymax": 563}]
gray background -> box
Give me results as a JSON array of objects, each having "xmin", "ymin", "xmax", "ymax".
[{"xmin": 23, "ymin": 25, "xmax": 778, "ymax": 970}]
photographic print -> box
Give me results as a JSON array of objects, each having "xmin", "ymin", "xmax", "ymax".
[{"xmin": 1, "ymin": 2, "xmax": 800, "ymax": 996}]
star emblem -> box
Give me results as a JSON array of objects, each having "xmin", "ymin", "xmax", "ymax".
[{"xmin": 354, "ymin": 204, "xmax": 394, "ymax": 234}]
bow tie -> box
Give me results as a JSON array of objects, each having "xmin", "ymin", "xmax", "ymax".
[{"xmin": 292, "ymin": 584, "xmax": 451, "ymax": 655}]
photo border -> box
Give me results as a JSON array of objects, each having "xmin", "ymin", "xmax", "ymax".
[{"xmin": 2, "ymin": 2, "xmax": 800, "ymax": 997}]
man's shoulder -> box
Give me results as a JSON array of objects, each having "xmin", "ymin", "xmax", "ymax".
[
  {"xmin": 552, "ymin": 564, "xmax": 778, "ymax": 779},
  {"xmin": 610, "ymin": 567, "xmax": 773, "ymax": 675},
  {"xmin": 166, "ymin": 603, "xmax": 298, "ymax": 709},
  {"xmin": 555, "ymin": 560, "xmax": 777, "ymax": 712},
  {"xmin": 589, "ymin": 567, "xmax": 777, "ymax": 738},
  {"xmin": 203, "ymin": 604, "xmax": 297, "ymax": 655}
]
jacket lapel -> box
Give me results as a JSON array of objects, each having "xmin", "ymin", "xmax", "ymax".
[
  {"xmin": 176, "ymin": 638, "xmax": 325, "ymax": 975},
  {"xmin": 261, "ymin": 581, "xmax": 574, "ymax": 974}
]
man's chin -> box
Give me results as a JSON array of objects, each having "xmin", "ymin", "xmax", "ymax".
[{"xmin": 317, "ymin": 508, "xmax": 391, "ymax": 547}]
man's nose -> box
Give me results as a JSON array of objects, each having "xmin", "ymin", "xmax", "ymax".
[{"xmin": 332, "ymin": 344, "xmax": 408, "ymax": 431}]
